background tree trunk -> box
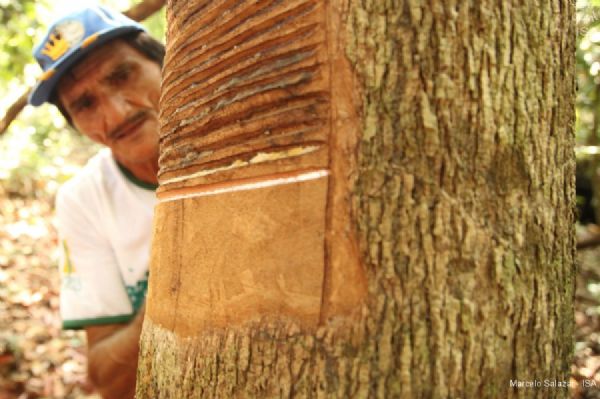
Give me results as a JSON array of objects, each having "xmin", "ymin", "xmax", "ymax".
[{"xmin": 137, "ymin": 0, "xmax": 576, "ymax": 398}]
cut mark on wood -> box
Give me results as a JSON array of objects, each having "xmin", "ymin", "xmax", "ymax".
[
  {"xmin": 159, "ymin": 0, "xmax": 328, "ymax": 186},
  {"xmin": 163, "ymin": 1, "xmax": 319, "ymax": 101},
  {"xmin": 160, "ymin": 145, "xmax": 322, "ymax": 185},
  {"xmin": 158, "ymin": 168, "xmax": 329, "ymax": 203}
]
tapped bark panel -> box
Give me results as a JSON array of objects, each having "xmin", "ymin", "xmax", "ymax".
[
  {"xmin": 152, "ymin": 0, "xmax": 366, "ymax": 332},
  {"xmin": 158, "ymin": 0, "xmax": 329, "ymax": 191},
  {"xmin": 147, "ymin": 175, "xmax": 328, "ymax": 334}
]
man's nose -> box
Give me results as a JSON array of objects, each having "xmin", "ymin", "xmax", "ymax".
[{"xmin": 101, "ymin": 94, "xmax": 133, "ymax": 139}]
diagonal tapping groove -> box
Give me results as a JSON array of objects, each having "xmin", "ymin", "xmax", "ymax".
[{"xmin": 160, "ymin": 0, "xmax": 329, "ymax": 190}]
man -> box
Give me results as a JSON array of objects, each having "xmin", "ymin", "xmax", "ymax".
[{"xmin": 28, "ymin": 5, "xmax": 163, "ymax": 398}]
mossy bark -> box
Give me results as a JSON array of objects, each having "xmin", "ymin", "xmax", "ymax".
[{"xmin": 137, "ymin": 0, "xmax": 576, "ymax": 398}]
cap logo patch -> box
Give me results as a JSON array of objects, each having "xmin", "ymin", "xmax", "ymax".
[{"xmin": 41, "ymin": 20, "xmax": 85, "ymax": 61}]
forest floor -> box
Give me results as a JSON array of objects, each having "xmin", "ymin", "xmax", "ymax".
[
  {"xmin": 0, "ymin": 191, "xmax": 599, "ymax": 398},
  {"xmin": 0, "ymin": 192, "xmax": 98, "ymax": 399},
  {"xmin": 573, "ymin": 234, "xmax": 600, "ymax": 399}
]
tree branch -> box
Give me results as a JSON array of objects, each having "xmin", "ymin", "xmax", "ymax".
[
  {"xmin": 123, "ymin": 0, "xmax": 166, "ymax": 21},
  {"xmin": 577, "ymin": 232, "xmax": 600, "ymax": 250},
  {"xmin": 0, "ymin": 0, "xmax": 166, "ymax": 136},
  {"xmin": 0, "ymin": 88, "xmax": 30, "ymax": 135}
]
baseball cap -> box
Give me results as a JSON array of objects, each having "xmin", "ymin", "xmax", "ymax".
[{"xmin": 29, "ymin": 5, "xmax": 146, "ymax": 106}]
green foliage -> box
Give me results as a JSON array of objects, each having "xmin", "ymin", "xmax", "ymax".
[
  {"xmin": 578, "ymin": 0, "xmax": 600, "ymax": 144},
  {"xmin": 0, "ymin": 0, "xmax": 41, "ymax": 84},
  {"xmin": 141, "ymin": 6, "xmax": 166, "ymax": 40}
]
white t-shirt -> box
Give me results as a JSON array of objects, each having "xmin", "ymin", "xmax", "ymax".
[{"xmin": 55, "ymin": 148, "xmax": 156, "ymax": 330}]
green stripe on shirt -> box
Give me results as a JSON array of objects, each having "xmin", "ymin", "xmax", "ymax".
[
  {"xmin": 62, "ymin": 314, "xmax": 134, "ymax": 330},
  {"xmin": 115, "ymin": 161, "xmax": 158, "ymax": 191}
]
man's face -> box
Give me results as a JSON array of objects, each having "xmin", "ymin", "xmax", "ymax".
[{"xmin": 57, "ymin": 39, "xmax": 161, "ymax": 167}]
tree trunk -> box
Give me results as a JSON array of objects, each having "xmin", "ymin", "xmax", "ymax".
[{"xmin": 137, "ymin": 1, "xmax": 576, "ymax": 398}]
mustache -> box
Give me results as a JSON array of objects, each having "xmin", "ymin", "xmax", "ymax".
[{"xmin": 109, "ymin": 110, "xmax": 149, "ymax": 140}]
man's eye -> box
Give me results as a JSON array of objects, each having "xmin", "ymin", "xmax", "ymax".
[
  {"xmin": 110, "ymin": 68, "xmax": 130, "ymax": 84},
  {"xmin": 74, "ymin": 97, "xmax": 95, "ymax": 112}
]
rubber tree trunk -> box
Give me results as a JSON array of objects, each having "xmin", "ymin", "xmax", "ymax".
[{"xmin": 137, "ymin": 1, "xmax": 576, "ymax": 398}]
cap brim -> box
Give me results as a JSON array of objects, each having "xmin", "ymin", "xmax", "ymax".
[{"xmin": 29, "ymin": 25, "xmax": 144, "ymax": 106}]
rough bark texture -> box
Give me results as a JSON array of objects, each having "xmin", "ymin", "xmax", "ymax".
[{"xmin": 138, "ymin": 0, "xmax": 576, "ymax": 398}]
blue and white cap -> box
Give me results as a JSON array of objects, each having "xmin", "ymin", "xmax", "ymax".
[{"xmin": 29, "ymin": 5, "xmax": 146, "ymax": 106}]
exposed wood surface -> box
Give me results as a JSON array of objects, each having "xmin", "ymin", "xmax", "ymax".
[
  {"xmin": 151, "ymin": 173, "xmax": 328, "ymax": 333},
  {"xmin": 147, "ymin": 0, "xmax": 366, "ymax": 335}
]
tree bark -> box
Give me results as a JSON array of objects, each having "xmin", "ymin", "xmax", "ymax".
[{"xmin": 138, "ymin": 1, "xmax": 576, "ymax": 398}]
